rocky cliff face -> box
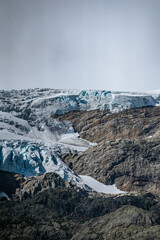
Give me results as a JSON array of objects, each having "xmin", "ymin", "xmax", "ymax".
[
  {"xmin": 62, "ymin": 138, "xmax": 160, "ymax": 194},
  {"xmin": 55, "ymin": 106, "xmax": 160, "ymax": 142},
  {"xmin": 59, "ymin": 107, "xmax": 160, "ymax": 195}
]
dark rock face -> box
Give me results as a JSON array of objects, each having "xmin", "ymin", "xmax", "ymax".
[
  {"xmin": 59, "ymin": 107, "xmax": 160, "ymax": 194},
  {"xmin": 62, "ymin": 138, "xmax": 160, "ymax": 194},
  {"xmin": 0, "ymin": 161, "xmax": 160, "ymax": 239},
  {"xmin": 14, "ymin": 172, "xmax": 80, "ymax": 200},
  {"xmin": 0, "ymin": 174, "xmax": 159, "ymax": 240},
  {"xmin": 71, "ymin": 205, "xmax": 160, "ymax": 240},
  {"xmin": 0, "ymin": 170, "xmax": 83, "ymax": 201},
  {"xmin": 0, "ymin": 170, "xmax": 24, "ymax": 198}
]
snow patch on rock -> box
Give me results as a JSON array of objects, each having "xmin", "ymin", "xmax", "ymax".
[{"xmin": 80, "ymin": 175, "xmax": 125, "ymax": 194}]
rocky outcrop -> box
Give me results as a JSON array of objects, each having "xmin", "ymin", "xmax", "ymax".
[
  {"xmin": 0, "ymin": 169, "xmax": 160, "ymax": 240},
  {"xmin": 71, "ymin": 205, "xmax": 160, "ymax": 240},
  {"xmin": 15, "ymin": 172, "xmax": 82, "ymax": 200},
  {"xmin": 55, "ymin": 107, "xmax": 160, "ymax": 143},
  {"xmin": 62, "ymin": 138, "xmax": 160, "ymax": 194},
  {"xmin": 0, "ymin": 170, "xmax": 87, "ymax": 201},
  {"xmin": 58, "ymin": 107, "xmax": 160, "ymax": 194},
  {"xmin": 0, "ymin": 181, "xmax": 159, "ymax": 240}
]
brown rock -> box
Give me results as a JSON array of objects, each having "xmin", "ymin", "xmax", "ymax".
[
  {"xmin": 54, "ymin": 107, "xmax": 160, "ymax": 143},
  {"xmin": 58, "ymin": 107, "xmax": 160, "ymax": 195}
]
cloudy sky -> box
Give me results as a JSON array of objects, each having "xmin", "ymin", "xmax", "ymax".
[{"xmin": 0, "ymin": 0, "xmax": 160, "ymax": 92}]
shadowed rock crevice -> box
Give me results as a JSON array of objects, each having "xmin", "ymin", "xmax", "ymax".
[{"xmin": 0, "ymin": 170, "xmax": 24, "ymax": 198}]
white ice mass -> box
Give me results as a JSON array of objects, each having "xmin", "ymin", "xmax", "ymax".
[
  {"xmin": 80, "ymin": 175, "xmax": 125, "ymax": 194},
  {"xmin": 0, "ymin": 88, "xmax": 160, "ymax": 193}
]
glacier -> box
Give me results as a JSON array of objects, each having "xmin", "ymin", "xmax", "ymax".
[
  {"xmin": 0, "ymin": 140, "xmax": 91, "ymax": 191},
  {"xmin": 0, "ymin": 88, "xmax": 160, "ymax": 192}
]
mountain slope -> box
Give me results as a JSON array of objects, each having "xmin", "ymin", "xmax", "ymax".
[
  {"xmin": 59, "ymin": 107, "xmax": 160, "ymax": 194},
  {"xmin": 0, "ymin": 88, "xmax": 160, "ymax": 240}
]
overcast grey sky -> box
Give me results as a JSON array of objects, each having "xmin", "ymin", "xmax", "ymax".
[{"xmin": 0, "ymin": 0, "xmax": 160, "ymax": 91}]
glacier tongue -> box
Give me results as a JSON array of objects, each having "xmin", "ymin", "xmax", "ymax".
[
  {"xmin": 0, "ymin": 140, "xmax": 91, "ymax": 191},
  {"xmin": 0, "ymin": 88, "xmax": 160, "ymax": 191}
]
